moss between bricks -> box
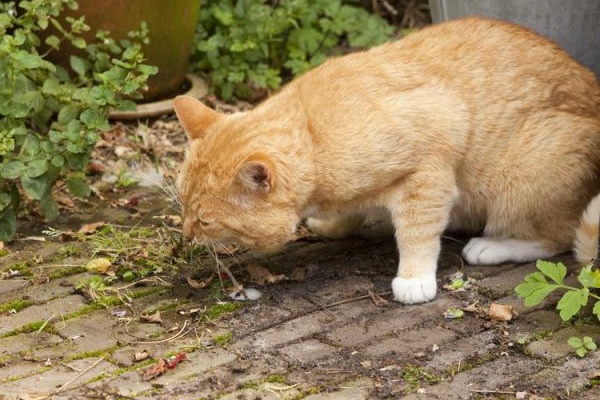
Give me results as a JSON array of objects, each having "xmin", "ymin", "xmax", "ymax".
[{"xmin": 0, "ymin": 299, "xmax": 34, "ymax": 314}]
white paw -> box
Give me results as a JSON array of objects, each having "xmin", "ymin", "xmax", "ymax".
[
  {"xmin": 462, "ymin": 237, "xmax": 554, "ymax": 265},
  {"xmin": 392, "ymin": 275, "xmax": 437, "ymax": 304}
]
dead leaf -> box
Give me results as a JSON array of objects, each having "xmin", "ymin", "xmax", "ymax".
[
  {"xmin": 186, "ymin": 273, "xmax": 215, "ymax": 289},
  {"xmin": 368, "ymin": 289, "xmax": 390, "ymax": 307},
  {"xmin": 153, "ymin": 214, "xmax": 183, "ymax": 226},
  {"xmin": 140, "ymin": 310, "xmax": 162, "ymax": 324},
  {"xmin": 17, "ymin": 394, "xmax": 49, "ymax": 400},
  {"xmin": 142, "ymin": 358, "xmax": 168, "ymax": 380},
  {"xmin": 85, "ymin": 258, "xmax": 113, "ymax": 275},
  {"xmin": 133, "ymin": 350, "xmax": 151, "ymax": 362},
  {"xmin": 247, "ymin": 263, "xmax": 286, "ymax": 285},
  {"xmin": 141, "ymin": 353, "xmax": 189, "ymax": 380},
  {"xmin": 78, "ymin": 221, "xmax": 106, "ymax": 235},
  {"xmin": 488, "ymin": 303, "xmax": 517, "ymax": 322},
  {"xmin": 289, "ymin": 264, "xmax": 316, "ymax": 281}
]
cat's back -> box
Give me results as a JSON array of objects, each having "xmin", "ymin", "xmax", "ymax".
[
  {"xmin": 396, "ymin": 17, "xmax": 599, "ymax": 107},
  {"xmin": 294, "ymin": 17, "xmax": 599, "ymax": 118}
]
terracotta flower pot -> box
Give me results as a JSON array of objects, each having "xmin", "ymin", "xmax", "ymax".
[{"xmin": 47, "ymin": 0, "xmax": 201, "ymax": 101}]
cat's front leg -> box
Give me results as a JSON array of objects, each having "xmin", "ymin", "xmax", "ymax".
[{"xmin": 388, "ymin": 172, "xmax": 458, "ymax": 304}]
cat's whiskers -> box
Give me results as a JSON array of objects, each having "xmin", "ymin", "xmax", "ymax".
[
  {"xmin": 156, "ymin": 173, "xmax": 183, "ymax": 215},
  {"xmin": 206, "ymin": 240, "xmax": 242, "ymax": 290}
]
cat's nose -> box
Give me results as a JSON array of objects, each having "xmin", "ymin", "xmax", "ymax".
[{"xmin": 182, "ymin": 219, "xmax": 195, "ymax": 238}]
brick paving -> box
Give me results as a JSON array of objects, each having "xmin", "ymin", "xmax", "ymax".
[{"xmin": 1, "ymin": 218, "xmax": 600, "ymax": 399}]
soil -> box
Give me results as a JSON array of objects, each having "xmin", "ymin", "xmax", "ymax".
[{"xmin": 1, "ymin": 116, "xmax": 600, "ymax": 400}]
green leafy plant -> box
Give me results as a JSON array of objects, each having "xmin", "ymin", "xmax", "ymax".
[
  {"xmin": 515, "ymin": 260, "xmax": 600, "ymax": 321},
  {"xmin": 516, "ymin": 260, "xmax": 600, "ymax": 357},
  {"xmin": 0, "ymin": 0, "xmax": 157, "ymax": 241},
  {"xmin": 568, "ymin": 336, "xmax": 597, "ymax": 358},
  {"xmin": 193, "ymin": 0, "xmax": 394, "ymax": 100}
]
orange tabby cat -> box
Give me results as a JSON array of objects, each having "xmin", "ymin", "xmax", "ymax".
[{"xmin": 175, "ymin": 17, "xmax": 600, "ymax": 304}]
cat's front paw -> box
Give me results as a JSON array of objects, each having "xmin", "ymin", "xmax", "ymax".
[{"xmin": 392, "ymin": 275, "xmax": 437, "ymax": 304}]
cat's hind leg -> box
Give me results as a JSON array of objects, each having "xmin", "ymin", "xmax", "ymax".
[
  {"xmin": 306, "ymin": 214, "xmax": 365, "ymax": 239},
  {"xmin": 462, "ymin": 237, "xmax": 558, "ymax": 265}
]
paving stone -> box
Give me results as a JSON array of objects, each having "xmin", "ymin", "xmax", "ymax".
[
  {"xmin": 0, "ymin": 279, "xmax": 28, "ymax": 296},
  {"xmin": 0, "ymin": 294, "xmax": 88, "ymax": 336},
  {"xmin": 527, "ymin": 349, "xmax": 600, "ymax": 394},
  {"xmin": 401, "ymin": 356, "xmax": 545, "ymax": 399},
  {"xmin": 36, "ymin": 312, "xmax": 121, "ymax": 361},
  {"xmin": 526, "ymin": 325, "xmax": 600, "ymax": 361},
  {"xmin": 279, "ymin": 339, "xmax": 338, "ymax": 363},
  {"xmin": 152, "ymin": 347, "xmax": 237, "ymax": 385},
  {"xmin": 363, "ymin": 325, "xmax": 457, "ymax": 357},
  {"xmin": 326, "ymin": 296, "xmax": 458, "ymax": 347},
  {"xmin": 18, "ymin": 276, "xmax": 80, "ymax": 304},
  {"xmin": 304, "ymin": 377, "xmax": 373, "ymax": 399},
  {"xmin": 0, "ymin": 332, "xmax": 63, "ymax": 359},
  {"xmin": 475, "ymin": 263, "xmax": 538, "ymax": 298},
  {"xmin": 0, "ymin": 360, "xmax": 45, "ymax": 383},
  {"xmin": 0, "ymin": 357, "xmax": 117, "ymax": 398},
  {"xmin": 424, "ymin": 330, "xmax": 498, "ymax": 374},
  {"xmin": 575, "ymin": 385, "xmax": 600, "ymax": 400},
  {"xmin": 232, "ymin": 311, "xmax": 338, "ymax": 351},
  {"xmin": 218, "ymin": 382, "xmax": 301, "ymax": 400}
]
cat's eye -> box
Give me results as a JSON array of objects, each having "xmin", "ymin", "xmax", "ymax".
[{"xmin": 198, "ymin": 219, "xmax": 211, "ymax": 227}]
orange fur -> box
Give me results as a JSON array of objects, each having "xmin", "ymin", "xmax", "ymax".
[{"xmin": 175, "ymin": 17, "xmax": 600, "ymax": 304}]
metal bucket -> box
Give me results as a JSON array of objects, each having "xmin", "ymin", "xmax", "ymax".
[{"xmin": 428, "ymin": 0, "xmax": 600, "ymax": 77}]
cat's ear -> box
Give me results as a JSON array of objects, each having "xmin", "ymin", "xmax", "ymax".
[
  {"xmin": 173, "ymin": 95, "xmax": 221, "ymax": 141},
  {"xmin": 235, "ymin": 160, "xmax": 272, "ymax": 194}
]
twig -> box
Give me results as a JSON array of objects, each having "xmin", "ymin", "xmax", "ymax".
[
  {"xmin": 53, "ymin": 356, "xmax": 105, "ymax": 394},
  {"xmin": 35, "ymin": 314, "xmax": 56, "ymax": 337},
  {"xmin": 471, "ymin": 389, "xmax": 517, "ymax": 395},
  {"xmin": 322, "ymin": 291, "xmax": 392, "ymax": 309},
  {"xmin": 128, "ymin": 319, "xmax": 194, "ymax": 345}
]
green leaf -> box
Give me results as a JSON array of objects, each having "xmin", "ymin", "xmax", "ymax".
[
  {"xmin": 593, "ymin": 301, "xmax": 600, "ymax": 321},
  {"xmin": 576, "ymin": 347, "xmax": 587, "ymax": 358},
  {"xmin": 0, "ymin": 212, "xmax": 16, "ymax": 242},
  {"xmin": 12, "ymin": 50, "xmax": 43, "ymax": 69},
  {"xmin": 45, "ymin": 35, "xmax": 61, "ymax": 49},
  {"xmin": 70, "ymin": 37, "xmax": 86, "ymax": 49},
  {"xmin": 557, "ymin": 289, "xmax": 589, "ymax": 321},
  {"xmin": 70, "ymin": 55, "xmax": 90, "ymax": 77},
  {"xmin": 21, "ymin": 175, "xmax": 50, "ymax": 201},
  {"xmin": 66, "ymin": 173, "xmax": 91, "ymax": 197},
  {"xmin": 583, "ymin": 336, "xmax": 597, "ymax": 351},
  {"xmin": 27, "ymin": 160, "xmax": 48, "ymax": 178},
  {"xmin": 51, "ymin": 154, "xmax": 65, "ymax": 168},
  {"xmin": 568, "ymin": 336, "xmax": 583, "ymax": 348},
  {"xmin": 40, "ymin": 195, "xmax": 59, "ymax": 221},
  {"xmin": 536, "ymin": 260, "xmax": 567, "ymax": 285},
  {"xmin": 578, "ymin": 265, "xmax": 600, "ymax": 288},
  {"xmin": 1, "ymin": 161, "xmax": 26, "ymax": 179},
  {"xmin": 515, "ymin": 271, "xmax": 560, "ymax": 307},
  {"xmin": 80, "ymin": 108, "xmax": 109, "ymax": 130},
  {"xmin": 0, "ymin": 193, "xmax": 11, "ymax": 212},
  {"xmin": 58, "ymin": 105, "xmax": 80, "ymax": 125}
]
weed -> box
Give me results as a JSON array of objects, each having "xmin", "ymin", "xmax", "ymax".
[
  {"xmin": 516, "ymin": 260, "xmax": 600, "ymax": 357},
  {"xmin": 568, "ymin": 336, "xmax": 597, "ymax": 358}
]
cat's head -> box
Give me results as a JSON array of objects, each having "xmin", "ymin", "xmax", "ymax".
[{"xmin": 173, "ymin": 95, "xmax": 301, "ymax": 253}]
